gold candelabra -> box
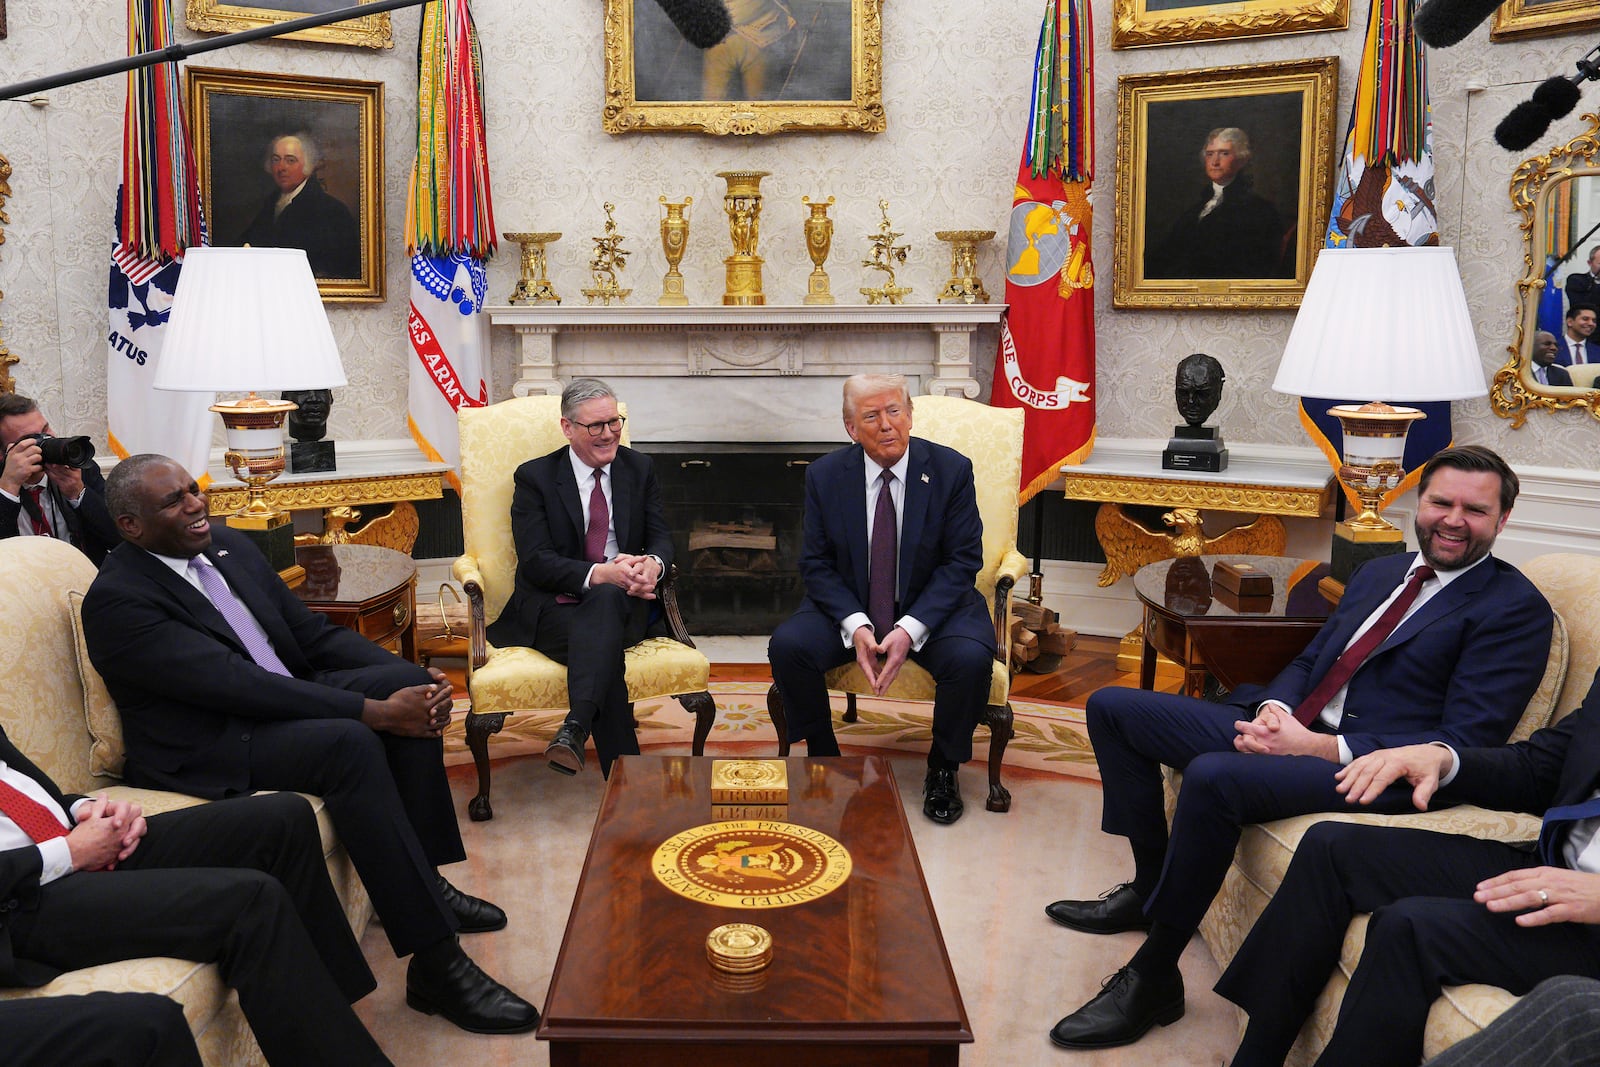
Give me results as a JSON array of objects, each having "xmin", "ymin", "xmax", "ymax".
[
  {"xmin": 860, "ymin": 199, "xmax": 912, "ymax": 305},
  {"xmin": 582, "ymin": 203, "xmax": 632, "ymax": 305}
]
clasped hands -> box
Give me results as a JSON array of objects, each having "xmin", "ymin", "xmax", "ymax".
[
  {"xmin": 1232, "ymin": 702, "xmax": 1339, "ymax": 761},
  {"xmin": 361, "ymin": 666, "xmax": 454, "ymax": 738},
  {"xmin": 66, "ymin": 794, "xmax": 147, "ymax": 872},
  {"xmin": 591, "ymin": 553, "xmax": 662, "ymax": 599},
  {"xmin": 853, "ymin": 624, "xmax": 911, "ymax": 697}
]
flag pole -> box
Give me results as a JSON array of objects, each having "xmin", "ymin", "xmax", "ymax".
[{"xmin": 0, "ymin": 0, "xmax": 430, "ymax": 102}]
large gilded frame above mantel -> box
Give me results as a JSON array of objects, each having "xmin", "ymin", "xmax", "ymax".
[
  {"xmin": 602, "ymin": 0, "xmax": 885, "ymax": 136},
  {"xmin": 1112, "ymin": 0, "xmax": 1349, "ymax": 50},
  {"xmin": 185, "ymin": 0, "xmax": 393, "ymax": 49},
  {"xmin": 1491, "ymin": 112, "xmax": 1600, "ymax": 428}
]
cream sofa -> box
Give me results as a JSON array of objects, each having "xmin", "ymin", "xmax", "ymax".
[
  {"xmin": 0, "ymin": 536, "xmax": 373, "ymax": 1067},
  {"xmin": 1180, "ymin": 551, "xmax": 1597, "ymax": 1065}
]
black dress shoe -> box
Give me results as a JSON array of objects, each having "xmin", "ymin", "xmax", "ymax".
[
  {"xmin": 545, "ymin": 720, "xmax": 588, "ymax": 775},
  {"xmin": 406, "ymin": 940, "xmax": 539, "ymax": 1034},
  {"xmin": 436, "ymin": 875, "xmax": 508, "ymax": 933},
  {"xmin": 1045, "ymin": 882, "xmax": 1152, "ymax": 934},
  {"xmin": 922, "ymin": 766, "xmax": 964, "ymax": 825},
  {"xmin": 1049, "ymin": 965, "xmax": 1184, "ymax": 1049}
]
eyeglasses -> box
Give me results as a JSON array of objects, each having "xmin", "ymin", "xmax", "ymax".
[{"xmin": 571, "ymin": 415, "xmax": 625, "ymax": 437}]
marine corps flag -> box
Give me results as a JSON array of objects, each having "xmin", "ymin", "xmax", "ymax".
[
  {"xmin": 992, "ymin": 0, "xmax": 1095, "ymax": 504},
  {"xmin": 407, "ymin": 0, "xmax": 495, "ymax": 493},
  {"xmin": 1304, "ymin": 0, "xmax": 1448, "ymax": 511},
  {"xmin": 106, "ymin": 0, "xmax": 214, "ymax": 482}
]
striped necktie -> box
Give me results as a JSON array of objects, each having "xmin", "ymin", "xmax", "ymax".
[{"xmin": 188, "ymin": 559, "xmax": 292, "ymax": 676}]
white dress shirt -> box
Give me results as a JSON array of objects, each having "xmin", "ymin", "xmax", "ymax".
[
  {"xmin": 837, "ymin": 450, "xmax": 931, "ymax": 650},
  {"xmin": 1262, "ymin": 553, "xmax": 1489, "ymax": 764}
]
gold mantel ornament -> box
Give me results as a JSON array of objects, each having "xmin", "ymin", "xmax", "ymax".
[
  {"xmin": 801, "ymin": 195, "xmax": 836, "ymax": 305},
  {"xmin": 582, "ymin": 204, "xmax": 632, "ymax": 306},
  {"xmin": 860, "ymin": 199, "xmax": 912, "ymax": 305},
  {"xmin": 658, "ymin": 196, "xmax": 692, "ymax": 306},
  {"xmin": 935, "ymin": 230, "xmax": 995, "ymax": 304},
  {"xmin": 717, "ymin": 170, "xmax": 770, "ymax": 306},
  {"xmin": 504, "ymin": 232, "xmax": 562, "ymax": 305}
]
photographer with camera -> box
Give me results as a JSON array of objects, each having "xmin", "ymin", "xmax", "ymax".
[{"xmin": 0, "ymin": 394, "xmax": 118, "ymax": 566}]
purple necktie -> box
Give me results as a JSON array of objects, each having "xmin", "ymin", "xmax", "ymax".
[
  {"xmin": 585, "ymin": 467, "xmax": 609, "ymax": 564},
  {"xmin": 1292, "ymin": 565, "xmax": 1434, "ymax": 726},
  {"xmin": 868, "ymin": 469, "xmax": 897, "ymax": 639},
  {"xmin": 189, "ymin": 559, "xmax": 292, "ymax": 676}
]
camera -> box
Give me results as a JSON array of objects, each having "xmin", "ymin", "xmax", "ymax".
[{"xmin": 9, "ymin": 432, "xmax": 97, "ymax": 469}]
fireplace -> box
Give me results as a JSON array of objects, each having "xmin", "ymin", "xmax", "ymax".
[{"xmin": 645, "ymin": 444, "xmax": 830, "ymax": 635}]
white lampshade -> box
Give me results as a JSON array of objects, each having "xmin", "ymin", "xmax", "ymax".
[
  {"xmin": 154, "ymin": 246, "xmax": 346, "ymax": 392},
  {"xmin": 1272, "ymin": 246, "xmax": 1486, "ymax": 402}
]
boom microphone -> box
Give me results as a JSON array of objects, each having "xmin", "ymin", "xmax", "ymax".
[
  {"xmin": 1494, "ymin": 45, "xmax": 1600, "ymax": 152},
  {"xmin": 1415, "ymin": 0, "xmax": 1506, "ymax": 48},
  {"xmin": 650, "ymin": 0, "xmax": 733, "ymax": 49}
]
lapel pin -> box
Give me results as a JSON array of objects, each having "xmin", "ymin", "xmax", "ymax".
[
  {"xmin": 216, "ymin": 550, "xmax": 229, "ymax": 557},
  {"xmin": 921, "ymin": 473, "xmax": 930, "ymax": 484}
]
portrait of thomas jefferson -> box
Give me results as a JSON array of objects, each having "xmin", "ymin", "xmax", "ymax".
[{"xmin": 1145, "ymin": 127, "xmax": 1292, "ymax": 281}]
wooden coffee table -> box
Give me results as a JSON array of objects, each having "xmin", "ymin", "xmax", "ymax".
[{"xmin": 538, "ymin": 755, "xmax": 972, "ymax": 1066}]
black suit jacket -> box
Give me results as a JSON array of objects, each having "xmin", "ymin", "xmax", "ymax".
[
  {"xmin": 0, "ymin": 727, "xmax": 86, "ymax": 986},
  {"xmin": 80, "ymin": 526, "xmax": 410, "ymax": 796},
  {"xmin": 485, "ymin": 444, "xmax": 673, "ymax": 649},
  {"xmin": 237, "ymin": 177, "xmax": 360, "ymax": 279},
  {"xmin": 0, "ymin": 464, "xmax": 118, "ymax": 566},
  {"xmin": 1564, "ymin": 271, "xmax": 1600, "ymax": 310},
  {"xmin": 1444, "ymin": 665, "xmax": 1600, "ymax": 817}
]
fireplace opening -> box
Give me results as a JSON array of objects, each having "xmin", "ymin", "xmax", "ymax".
[{"xmin": 644, "ymin": 444, "xmax": 832, "ymax": 635}]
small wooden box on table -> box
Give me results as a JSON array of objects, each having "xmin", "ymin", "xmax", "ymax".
[{"xmin": 539, "ymin": 755, "xmax": 972, "ymax": 1066}]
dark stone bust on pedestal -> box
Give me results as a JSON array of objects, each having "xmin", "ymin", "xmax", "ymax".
[
  {"xmin": 1163, "ymin": 353, "xmax": 1229, "ymax": 472},
  {"xmin": 283, "ymin": 388, "xmax": 336, "ymax": 473}
]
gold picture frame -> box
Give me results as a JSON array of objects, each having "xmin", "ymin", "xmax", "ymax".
[
  {"xmin": 186, "ymin": 67, "xmax": 385, "ymax": 303},
  {"xmin": 1491, "ymin": 0, "xmax": 1600, "ymax": 41},
  {"xmin": 185, "ymin": 0, "xmax": 393, "ymax": 49},
  {"xmin": 1490, "ymin": 113, "xmax": 1600, "ymax": 427},
  {"xmin": 1112, "ymin": 0, "xmax": 1348, "ymax": 50},
  {"xmin": 1113, "ymin": 57, "xmax": 1338, "ymax": 310},
  {"xmin": 602, "ymin": 0, "xmax": 885, "ymax": 136}
]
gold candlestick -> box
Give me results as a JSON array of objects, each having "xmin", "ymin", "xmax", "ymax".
[
  {"xmin": 658, "ymin": 196, "xmax": 692, "ymax": 306},
  {"xmin": 934, "ymin": 230, "xmax": 995, "ymax": 304},
  {"xmin": 717, "ymin": 170, "xmax": 770, "ymax": 306},
  {"xmin": 801, "ymin": 195, "xmax": 836, "ymax": 305},
  {"xmin": 859, "ymin": 199, "xmax": 912, "ymax": 305},
  {"xmin": 582, "ymin": 203, "xmax": 632, "ymax": 306},
  {"xmin": 504, "ymin": 231, "xmax": 562, "ymax": 305}
]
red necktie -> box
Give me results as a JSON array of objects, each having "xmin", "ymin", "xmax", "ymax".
[
  {"xmin": 24, "ymin": 486, "xmax": 53, "ymax": 538},
  {"xmin": 1293, "ymin": 565, "xmax": 1435, "ymax": 727},
  {"xmin": 868, "ymin": 469, "xmax": 897, "ymax": 638},
  {"xmin": 0, "ymin": 778, "xmax": 70, "ymax": 843},
  {"xmin": 585, "ymin": 467, "xmax": 609, "ymax": 565}
]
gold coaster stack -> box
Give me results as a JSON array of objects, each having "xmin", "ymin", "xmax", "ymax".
[{"xmin": 706, "ymin": 922, "xmax": 773, "ymax": 975}]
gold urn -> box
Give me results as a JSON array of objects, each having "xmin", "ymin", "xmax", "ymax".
[
  {"xmin": 716, "ymin": 170, "xmax": 770, "ymax": 306},
  {"xmin": 801, "ymin": 195, "xmax": 836, "ymax": 305},
  {"xmin": 658, "ymin": 196, "xmax": 692, "ymax": 306}
]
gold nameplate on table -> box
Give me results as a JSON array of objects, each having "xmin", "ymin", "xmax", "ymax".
[
  {"xmin": 652, "ymin": 821, "xmax": 852, "ymax": 910},
  {"xmin": 710, "ymin": 759, "xmax": 789, "ymax": 805}
]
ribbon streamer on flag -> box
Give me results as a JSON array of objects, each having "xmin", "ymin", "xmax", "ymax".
[
  {"xmin": 990, "ymin": 0, "xmax": 1095, "ymax": 504},
  {"xmin": 407, "ymin": 0, "xmax": 495, "ymax": 493},
  {"xmin": 1305, "ymin": 0, "xmax": 1448, "ymax": 512},
  {"xmin": 106, "ymin": 0, "xmax": 214, "ymax": 484}
]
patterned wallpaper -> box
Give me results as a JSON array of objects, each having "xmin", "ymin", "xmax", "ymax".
[{"xmin": 0, "ymin": 0, "xmax": 1596, "ymax": 468}]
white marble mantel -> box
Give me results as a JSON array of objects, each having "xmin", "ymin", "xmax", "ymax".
[{"xmin": 486, "ymin": 304, "xmax": 1006, "ymax": 442}]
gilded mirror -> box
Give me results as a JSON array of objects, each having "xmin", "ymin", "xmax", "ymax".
[{"xmin": 1493, "ymin": 112, "xmax": 1600, "ymax": 426}]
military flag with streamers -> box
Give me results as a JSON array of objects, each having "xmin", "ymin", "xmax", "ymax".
[
  {"xmin": 407, "ymin": 0, "xmax": 495, "ymax": 493},
  {"xmin": 991, "ymin": 0, "xmax": 1095, "ymax": 504},
  {"xmin": 107, "ymin": 0, "xmax": 214, "ymax": 482},
  {"xmin": 1305, "ymin": 0, "xmax": 1448, "ymax": 511}
]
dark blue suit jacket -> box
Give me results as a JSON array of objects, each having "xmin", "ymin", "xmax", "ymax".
[
  {"xmin": 1237, "ymin": 552, "xmax": 1553, "ymax": 759},
  {"xmin": 1445, "ymin": 664, "xmax": 1600, "ymax": 815},
  {"xmin": 1554, "ymin": 336, "xmax": 1600, "ymax": 367},
  {"xmin": 797, "ymin": 437, "xmax": 994, "ymax": 650}
]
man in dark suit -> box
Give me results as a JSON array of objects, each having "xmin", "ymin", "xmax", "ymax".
[
  {"xmin": 0, "ymin": 394, "xmax": 118, "ymax": 565},
  {"xmin": 81, "ymin": 455, "xmax": 537, "ymax": 1036},
  {"xmin": 1531, "ymin": 330, "xmax": 1574, "ymax": 387},
  {"xmin": 767, "ymin": 373, "xmax": 995, "ymax": 825},
  {"xmin": 236, "ymin": 134, "xmax": 360, "ymax": 280},
  {"xmin": 486, "ymin": 377, "xmax": 673, "ymax": 777},
  {"xmin": 0, "ymin": 724, "xmax": 388, "ymax": 1064},
  {"xmin": 1557, "ymin": 304, "xmax": 1600, "ymax": 367},
  {"xmin": 1218, "ymin": 664, "xmax": 1600, "ymax": 1067},
  {"xmin": 1047, "ymin": 445, "xmax": 1554, "ymax": 1050},
  {"xmin": 1563, "ymin": 245, "xmax": 1600, "ymax": 309}
]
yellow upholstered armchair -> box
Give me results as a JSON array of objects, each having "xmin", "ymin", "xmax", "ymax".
[
  {"xmin": 766, "ymin": 395, "xmax": 1029, "ymax": 812},
  {"xmin": 453, "ymin": 395, "xmax": 715, "ymax": 820}
]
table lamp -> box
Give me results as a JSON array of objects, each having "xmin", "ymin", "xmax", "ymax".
[
  {"xmin": 154, "ymin": 246, "xmax": 346, "ymax": 571},
  {"xmin": 1272, "ymin": 246, "xmax": 1486, "ymax": 583}
]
